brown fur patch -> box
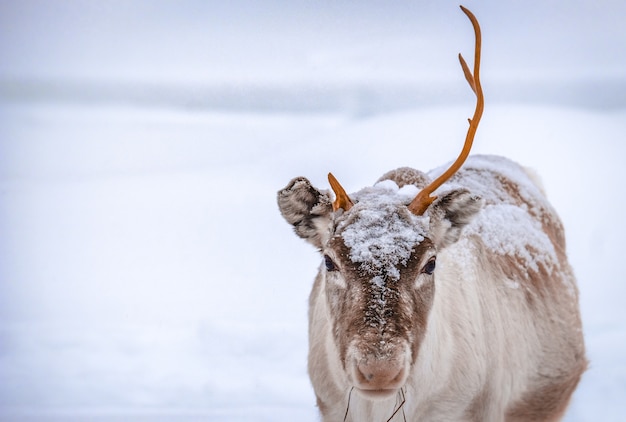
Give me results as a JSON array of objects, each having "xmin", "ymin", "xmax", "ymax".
[{"xmin": 505, "ymin": 358, "xmax": 587, "ymax": 421}]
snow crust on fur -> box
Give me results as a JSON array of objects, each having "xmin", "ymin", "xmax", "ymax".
[
  {"xmin": 339, "ymin": 181, "xmax": 427, "ymax": 281},
  {"xmin": 434, "ymin": 155, "xmax": 559, "ymax": 276},
  {"xmin": 468, "ymin": 204, "xmax": 557, "ymax": 273}
]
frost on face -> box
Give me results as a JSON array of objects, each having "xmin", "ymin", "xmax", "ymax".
[
  {"xmin": 340, "ymin": 182, "xmax": 427, "ymax": 280},
  {"xmin": 337, "ymin": 182, "xmax": 428, "ymax": 327}
]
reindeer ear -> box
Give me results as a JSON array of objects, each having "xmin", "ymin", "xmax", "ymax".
[
  {"xmin": 277, "ymin": 177, "xmax": 334, "ymax": 249},
  {"xmin": 428, "ymin": 189, "xmax": 482, "ymax": 249}
]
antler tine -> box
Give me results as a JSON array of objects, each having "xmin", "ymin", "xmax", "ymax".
[
  {"xmin": 408, "ymin": 5, "xmax": 484, "ymax": 216},
  {"xmin": 328, "ymin": 172, "xmax": 354, "ymax": 212}
]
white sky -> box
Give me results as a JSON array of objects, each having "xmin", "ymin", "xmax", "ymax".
[{"xmin": 1, "ymin": 0, "xmax": 625, "ymax": 84}]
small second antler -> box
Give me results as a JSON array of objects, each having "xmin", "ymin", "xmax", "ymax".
[
  {"xmin": 328, "ymin": 172, "xmax": 354, "ymax": 211},
  {"xmin": 408, "ymin": 5, "xmax": 484, "ymax": 216}
]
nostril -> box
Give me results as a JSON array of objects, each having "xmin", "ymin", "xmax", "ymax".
[{"xmin": 358, "ymin": 365, "xmax": 374, "ymax": 382}]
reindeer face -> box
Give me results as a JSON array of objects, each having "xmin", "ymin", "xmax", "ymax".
[
  {"xmin": 278, "ymin": 175, "xmax": 482, "ymax": 398},
  {"xmin": 323, "ymin": 192, "xmax": 436, "ymax": 398}
]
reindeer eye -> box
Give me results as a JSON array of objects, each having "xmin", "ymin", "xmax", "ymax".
[
  {"xmin": 324, "ymin": 255, "xmax": 337, "ymax": 272},
  {"xmin": 422, "ymin": 257, "xmax": 436, "ymax": 275}
]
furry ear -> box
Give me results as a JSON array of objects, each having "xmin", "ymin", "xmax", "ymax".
[
  {"xmin": 428, "ymin": 189, "xmax": 482, "ymax": 249},
  {"xmin": 277, "ymin": 177, "xmax": 334, "ymax": 249}
]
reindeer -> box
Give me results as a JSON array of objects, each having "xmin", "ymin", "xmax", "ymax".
[{"xmin": 277, "ymin": 6, "xmax": 586, "ymax": 421}]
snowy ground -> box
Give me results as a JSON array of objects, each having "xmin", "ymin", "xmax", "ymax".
[{"xmin": 1, "ymin": 1, "xmax": 626, "ymax": 421}]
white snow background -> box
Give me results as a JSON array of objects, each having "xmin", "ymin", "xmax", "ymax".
[{"xmin": 1, "ymin": 1, "xmax": 625, "ymax": 420}]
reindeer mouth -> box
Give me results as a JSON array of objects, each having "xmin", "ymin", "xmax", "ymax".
[{"xmin": 354, "ymin": 387, "xmax": 400, "ymax": 400}]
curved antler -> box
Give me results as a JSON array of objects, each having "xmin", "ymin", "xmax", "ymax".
[
  {"xmin": 328, "ymin": 172, "xmax": 354, "ymax": 211},
  {"xmin": 408, "ymin": 5, "xmax": 484, "ymax": 216}
]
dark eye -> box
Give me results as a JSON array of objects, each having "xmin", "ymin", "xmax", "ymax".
[
  {"xmin": 324, "ymin": 255, "xmax": 337, "ymax": 272},
  {"xmin": 422, "ymin": 257, "xmax": 436, "ymax": 275}
]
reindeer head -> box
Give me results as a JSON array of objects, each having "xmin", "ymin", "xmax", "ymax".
[{"xmin": 277, "ymin": 6, "xmax": 484, "ymax": 399}]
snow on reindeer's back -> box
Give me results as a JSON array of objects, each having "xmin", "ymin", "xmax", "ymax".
[{"xmin": 439, "ymin": 155, "xmax": 561, "ymax": 276}]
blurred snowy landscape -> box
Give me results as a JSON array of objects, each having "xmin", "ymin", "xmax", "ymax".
[{"xmin": 1, "ymin": 1, "xmax": 625, "ymax": 421}]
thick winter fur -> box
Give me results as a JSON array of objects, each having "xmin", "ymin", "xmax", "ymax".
[{"xmin": 277, "ymin": 155, "xmax": 586, "ymax": 422}]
